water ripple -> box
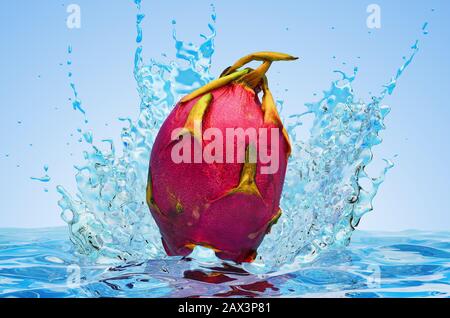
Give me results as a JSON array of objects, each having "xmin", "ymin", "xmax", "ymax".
[{"xmin": 0, "ymin": 228, "xmax": 449, "ymax": 298}]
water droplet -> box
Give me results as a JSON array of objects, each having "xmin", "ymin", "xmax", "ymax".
[
  {"xmin": 31, "ymin": 165, "xmax": 51, "ymax": 183},
  {"xmin": 422, "ymin": 22, "xmax": 429, "ymax": 35}
]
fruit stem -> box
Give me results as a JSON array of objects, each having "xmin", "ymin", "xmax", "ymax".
[{"xmin": 222, "ymin": 52, "xmax": 298, "ymax": 77}]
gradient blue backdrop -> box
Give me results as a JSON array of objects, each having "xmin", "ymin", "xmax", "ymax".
[{"xmin": 0, "ymin": 0, "xmax": 449, "ymax": 231}]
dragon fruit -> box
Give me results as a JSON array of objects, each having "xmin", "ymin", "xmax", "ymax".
[{"xmin": 147, "ymin": 52, "xmax": 297, "ymax": 262}]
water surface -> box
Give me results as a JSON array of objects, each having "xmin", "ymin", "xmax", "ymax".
[{"xmin": 1, "ymin": 228, "xmax": 448, "ymax": 298}]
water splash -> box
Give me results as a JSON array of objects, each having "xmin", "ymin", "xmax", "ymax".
[
  {"xmin": 57, "ymin": 3, "xmax": 420, "ymax": 271},
  {"xmin": 252, "ymin": 41, "xmax": 420, "ymax": 271},
  {"xmin": 57, "ymin": 3, "xmax": 216, "ymax": 263},
  {"xmin": 422, "ymin": 22, "xmax": 429, "ymax": 35},
  {"xmin": 67, "ymin": 45, "xmax": 86, "ymax": 117},
  {"xmin": 31, "ymin": 164, "xmax": 51, "ymax": 183}
]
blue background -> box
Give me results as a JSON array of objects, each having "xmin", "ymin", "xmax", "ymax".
[{"xmin": 0, "ymin": 0, "xmax": 449, "ymax": 231}]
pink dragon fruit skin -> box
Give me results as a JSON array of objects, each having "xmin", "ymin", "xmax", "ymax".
[{"xmin": 147, "ymin": 52, "xmax": 297, "ymax": 263}]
